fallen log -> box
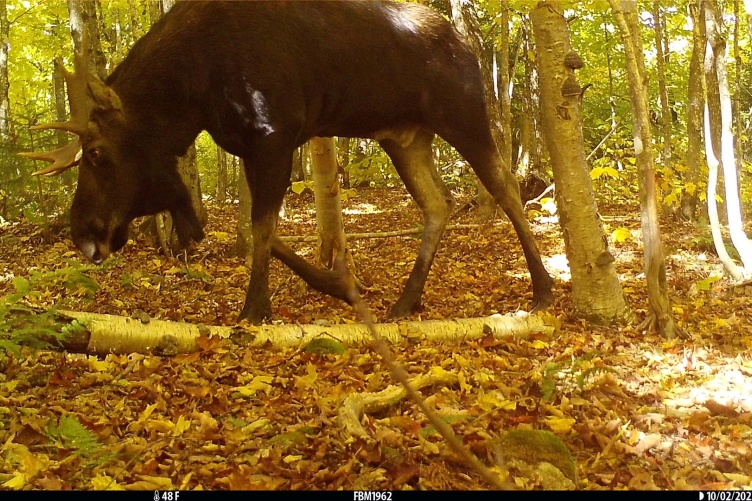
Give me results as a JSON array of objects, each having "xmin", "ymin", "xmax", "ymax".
[
  {"xmin": 52, "ymin": 310, "xmax": 554, "ymax": 356},
  {"xmin": 278, "ymin": 223, "xmax": 486, "ymax": 243}
]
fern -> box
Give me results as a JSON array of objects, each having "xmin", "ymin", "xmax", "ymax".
[{"xmin": 576, "ymin": 366, "xmax": 618, "ymax": 391}]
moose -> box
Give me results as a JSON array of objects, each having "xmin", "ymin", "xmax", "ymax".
[{"xmin": 25, "ymin": 1, "xmax": 553, "ymax": 324}]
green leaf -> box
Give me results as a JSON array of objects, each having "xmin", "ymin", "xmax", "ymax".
[
  {"xmin": 12, "ymin": 277, "xmax": 30, "ymax": 294},
  {"xmin": 696, "ymin": 275, "xmax": 722, "ymax": 291}
]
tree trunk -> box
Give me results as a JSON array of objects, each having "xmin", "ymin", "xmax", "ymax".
[
  {"xmin": 216, "ymin": 145, "xmax": 228, "ymax": 205},
  {"xmin": 652, "ymin": 1, "xmax": 672, "ymax": 164},
  {"xmin": 231, "ymin": 160, "xmax": 253, "ymax": 260},
  {"xmin": 705, "ymin": 0, "xmax": 752, "ymax": 273},
  {"xmin": 337, "ymin": 136, "xmax": 351, "ymax": 188},
  {"xmin": 67, "ymin": 0, "xmax": 107, "ymax": 80},
  {"xmin": 0, "ymin": 0, "xmax": 9, "ymax": 140},
  {"xmin": 516, "ymin": 15, "xmax": 547, "ymax": 201},
  {"xmin": 745, "ymin": 0, "xmax": 752, "ymax": 60},
  {"xmin": 610, "ymin": 0, "xmax": 675, "ymax": 338},
  {"xmin": 309, "ymin": 137, "xmax": 360, "ymax": 287},
  {"xmin": 449, "ymin": 0, "xmax": 499, "ymax": 220},
  {"xmin": 681, "ymin": 1, "xmax": 704, "ymax": 221},
  {"xmin": 698, "ymin": 0, "xmax": 743, "ymax": 280},
  {"xmin": 531, "ymin": 1, "xmax": 630, "ymax": 325}
]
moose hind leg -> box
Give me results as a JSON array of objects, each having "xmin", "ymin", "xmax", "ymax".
[
  {"xmin": 238, "ymin": 147, "xmax": 293, "ymax": 324},
  {"xmin": 446, "ymin": 131, "xmax": 553, "ymax": 309},
  {"xmin": 379, "ymin": 129, "xmax": 454, "ymax": 319}
]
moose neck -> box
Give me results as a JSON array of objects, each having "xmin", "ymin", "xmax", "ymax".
[{"xmin": 105, "ymin": 15, "xmax": 206, "ymax": 159}]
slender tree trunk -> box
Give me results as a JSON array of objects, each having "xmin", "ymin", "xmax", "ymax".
[
  {"xmin": 610, "ymin": 0, "xmax": 675, "ymax": 338},
  {"xmin": 216, "ymin": 145, "xmax": 228, "ymax": 205},
  {"xmin": 337, "ymin": 136, "xmax": 351, "ymax": 188},
  {"xmin": 734, "ymin": 0, "xmax": 741, "ymax": 141},
  {"xmin": 499, "ymin": 4, "xmax": 512, "ymax": 171},
  {"xmin": 681, "ymin": 1, "xmax": 705, "ymax": 221},
  {"xmin": 516, "ymin": 15, "xmax": 546, "ymax": 190},
  {"xmin": 531, "ymin": 1, "xmax": 629, "ymax": 325},
  {"xmin": 697, "ymin": 0, "xmax": 742, "ymax": 279},
  {"xmin": 745, "ymin": 0, "xmax": 752, "ymax": 50},
  {"xmin": 705, "ymin": 0, "xmax": 752, "ymax": 273},
  {"xmin": 67, "ymin": 0, "xmax": 107, "ymax": 80},
  {"xmin": 310, "ymin": 137, "xmax": 349, "ymax": 269},
  {"xmin": 0, "ymin": 0, "xmax": 9, "ymax": 140},
  {"xmin": 652, "ymin": 1, "xmax": 672, "ymax": 163},
  {"xmin": 231, "ymin": 160, "xmax": 253, "ymax": 260},
  {"xmin": 449, "ymin": 0, "xmax": 499, "ymax": 220}
]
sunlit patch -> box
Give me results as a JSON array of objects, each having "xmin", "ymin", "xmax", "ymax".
[
  {"xmin": 343, "ymin": 203, "xmax": 381, "ymax": 216},
  {"xmin": 0, "ymin": 272, "xmax": 15, "ymax": 283},
  {"xmin": 546, "ymin": 253, "xmax": 571, "ymax": 282}
]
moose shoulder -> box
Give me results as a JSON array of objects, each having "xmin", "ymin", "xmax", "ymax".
[{"xmin": 25, "ymin": 1, "xmax": 553, "ymax": 323}]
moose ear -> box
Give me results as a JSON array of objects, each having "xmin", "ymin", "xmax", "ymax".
[{"xmin": 87, "ymin": 79, "xmax": 123, "ymax": 113}]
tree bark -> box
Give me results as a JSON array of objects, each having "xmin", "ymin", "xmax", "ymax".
[
  {"xmin": 704, "ymin": 0, "xmax": 752, "ymax": 274},
  {"xmin": 516, "ymin": 14, "xmax": 547, "ymax": 196},
  {"xmin": 311, "ymin": 137, "xmax": 348, "ymax": 269},
  {"xmin": 610, "ymin": 0, "xmax": 675, "ymax": 338},
  {"xmin": 531, "ymin": 1, "xmax": 630, "ymax": 325},
  {"xmin": 231, "ymin": 159, "xmax": 253, "ymax": 260},
  {"xmin": 0, "ymin": 0, "xmax": 9, "ymax": 140},
  {"xmin": 54, "ymin": 309, "xmax": 554, "ymax": 356},
  {"xmin": 216, "ymin": 145, "xmax": 228, "ymax": 205},
  {"xmin": 449, "ymin": 0, "xmax": 499, "ymax": 220},
  {"xmin": 67, "ymin": 0, "xmax": 107, "ymax": 80},
  {"xmin": 651, "ymin": 1, "xmax": 672, "ymax": 164},
  {"xmin": 681, "ymin": 1, "xmax": 704, "ymax": 221}
]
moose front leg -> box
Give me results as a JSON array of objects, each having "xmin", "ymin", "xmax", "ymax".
[
  {"xmin": 379, "ymin": 129, "xmax": 454, "ymax": 319},
  {"xmin": 238, "ymin": 147, "xmax": 293, "ymax": 324}
]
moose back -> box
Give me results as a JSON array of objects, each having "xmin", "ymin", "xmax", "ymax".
[{"xmin": 25, "ymin": 1, "xmax": 553, "ymax": 323}]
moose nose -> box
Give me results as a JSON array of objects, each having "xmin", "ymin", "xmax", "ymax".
[{"xmin": 79, "ymin": 240, "xmax": 105, "ymax": 265}]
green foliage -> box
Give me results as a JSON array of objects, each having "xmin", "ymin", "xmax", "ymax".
[
  {"xmin": 539, "ymin": 350, "xmax": 615, "ymax": 402},
  {"xmin": 0, "ymin": 262, "xmax": 105, "ymax": 358},
  {"xmin": 46, "ymin": 415, "xmax": 110, "ymax": 462},
  {"xmin": 347, "ymin": 150, "xmax": 399, "ymax": 188}
]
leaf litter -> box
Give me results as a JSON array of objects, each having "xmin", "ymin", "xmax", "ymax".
[{"xmin": 0, "ymin": 187, "xmax": 751, "ymax": 489}]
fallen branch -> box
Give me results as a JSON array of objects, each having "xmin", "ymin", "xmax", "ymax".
[
  {"xmin": 54, "ymin": 309, "xmax": 554, "ymax": 356},
  {"xmin": 338, "ymin": 366, "xmax": 459, "ymax": 438},
  {"xmin": 279, "ymin": 223, "xmax": 487, "ymax": 243}
]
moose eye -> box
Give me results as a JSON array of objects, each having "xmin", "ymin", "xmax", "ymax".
[{"xmin": 86, "ymin": 148, "xmax": 102, "ymax": 164}]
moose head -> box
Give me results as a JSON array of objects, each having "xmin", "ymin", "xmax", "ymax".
[{"xmin": 21, "ymin": 51, "xmax": 204, "ymax": 264}]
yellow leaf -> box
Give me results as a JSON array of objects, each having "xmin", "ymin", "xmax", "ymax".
[
  {"xmin": 173, "ymin": 415, "xmax": 191, "ymax": 436},
  {"xmin": 234, "ymin": 375, "xmax": 274, "ymax": 397},
  {"xmin": 283, "ymin": 455, "xmax": 303, "ymax": 464},
  {"xmin": 714, "ymin": 318, "xmax": 729, "ymax": 328},
  {"xmin": 294, "ymin": 363, "xmax": 318, "ymax": 391},
  {"xmin": 2, "ymin": 472, "xmax": 26, "ymax": 489},
  {"xmin": 611, "ymin": 227, "xmax": 633, "ymax": 243},
  {"xmin": 544, "ymin": 416, "xmax": 575, "ymax": 434},
  {"xmin": 87, "ymin": 357, "xmax": 113, "ymax": 372},
  {"xmin": 91, "ymin": 474, "xmax": 125, "ymax": 490},
  {"xmin": 458, "ymin": 370, "xmax": 471, "ymax": 393},
  {"xmin": 139, "ymin": 403, "xmax": 158, "ymax": 421},
  {"xmin": 125, "ymin": 476, "xmax": 173, "ymax": 490},
  {"xmin": 530, "ymin": 339, "xmax": 548, "ymax": 349},
  {"xmin": 477, "ymin": 391, "xmax": 517, "ymax": 412}
]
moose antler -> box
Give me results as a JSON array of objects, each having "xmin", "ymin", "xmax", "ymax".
[{"xmin": 20, "ymin": 50, "xmax": 93, "ymax": 176}]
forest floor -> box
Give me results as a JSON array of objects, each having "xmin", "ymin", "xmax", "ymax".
[{"xmin": 1, "ymin": 187, "xmax": 751, "ymax": 490}]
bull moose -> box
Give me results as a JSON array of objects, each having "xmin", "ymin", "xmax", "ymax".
[{"xmin": 24, "ymin": 1, "xmax": 553, "ymax": 323}]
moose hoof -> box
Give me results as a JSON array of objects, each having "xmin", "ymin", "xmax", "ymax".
[
  {"xmin": 237, "ymin": 301, "xmax": 272, "ymax": 325},
  {"xmin": 388, "ymin": 297, "xmax": 422, "ymax": 320},
  {"xmin": 531, "ymin": 291, "xmax": 554, "ymax": 312}
]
